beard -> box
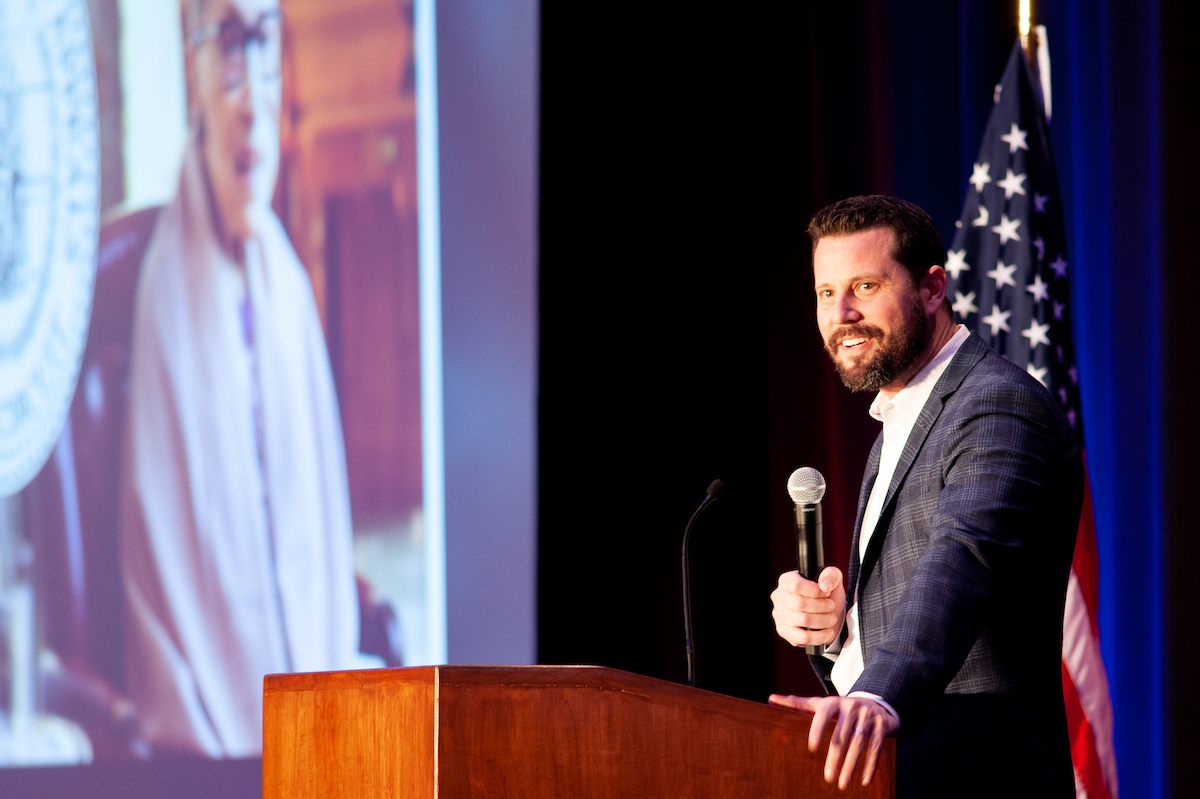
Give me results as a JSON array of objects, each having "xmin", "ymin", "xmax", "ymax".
[{"xmin": 825, "ymin": 297, "xmax": 931, "ymax": 393}]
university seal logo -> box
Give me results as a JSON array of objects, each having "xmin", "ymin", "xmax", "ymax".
[{"xmin": 0, "ymin": 0, "xmax": 98, "ymax": 496}]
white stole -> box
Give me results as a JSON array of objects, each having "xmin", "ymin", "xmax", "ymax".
[{"xmin": 120, "ymin": 137, "xmax": 365, "ymax": 756}]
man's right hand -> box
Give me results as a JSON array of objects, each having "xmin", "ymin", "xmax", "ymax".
[{"xmin": 770, "ymin": 566, "xmax": 846, "ymax": 647}]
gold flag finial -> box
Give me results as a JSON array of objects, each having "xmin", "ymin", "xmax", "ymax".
[{"xmin": 1019, "ymin": 0, "xmax": 1036, "ymax": 67}]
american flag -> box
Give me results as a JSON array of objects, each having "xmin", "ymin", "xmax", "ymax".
[{"xmin": 947, "ymin": 39, "xmax": 1119, "ymax": 799}]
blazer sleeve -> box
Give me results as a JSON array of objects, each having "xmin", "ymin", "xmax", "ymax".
[{"xmin": 849, "ymin": 372, "xmax": 1082, "ymax": 736}]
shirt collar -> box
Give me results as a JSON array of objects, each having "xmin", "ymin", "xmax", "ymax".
[{"xmin": 869, "ymin": 325, "xmax": 970, "ymax": 424}]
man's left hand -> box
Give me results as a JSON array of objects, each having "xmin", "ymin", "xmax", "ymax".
[{"xmin": 768, "ymin": 694, "xmax": 899, "ymax": 790}]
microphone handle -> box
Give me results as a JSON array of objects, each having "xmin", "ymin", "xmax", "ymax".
[{"xmin": 795, "ymin": 502, "xmax": 825, "ymax": 656}]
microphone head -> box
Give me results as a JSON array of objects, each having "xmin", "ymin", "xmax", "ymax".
[
  {"xmin": 706, "ymin": 479, "xmax": 724, "ymax": 499},
  {"xmin": 787, "ymin": 467, "xmax": 826, "ymax": 505}
]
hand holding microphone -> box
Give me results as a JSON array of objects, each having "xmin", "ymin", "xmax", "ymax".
[{"xmin": 770, "ymin": 467, "xmax": 844, "ymax": 656}]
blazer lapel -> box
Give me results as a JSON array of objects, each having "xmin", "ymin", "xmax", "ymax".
[
  {"xmin": 847, "ymin": 436, "xmax": 881, "ymax": 606},
  {"xmin": 855, "ymin": 334, "xmax": 991, "ymax": 594}
]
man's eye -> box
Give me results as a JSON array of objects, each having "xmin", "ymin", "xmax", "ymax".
[
  {"xmin": 218, "ymin": 23, "xmax": 246, "ymax": 57},
  {"xmin": 857, "ymin": 282, "xmax": 876, "ymax": 292}
]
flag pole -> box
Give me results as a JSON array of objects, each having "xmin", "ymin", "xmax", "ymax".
[{"xmin": 1018, "ymin": 0, "xmax": 1053, "ymax": 123}]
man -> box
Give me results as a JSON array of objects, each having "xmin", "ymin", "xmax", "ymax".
[
  {"xmin": 769, "ymin": 196, "xmax": 1081, "ymax": 797},
  {"xmin": 119, "ymin": 0, "xmax": 369, "ymax": 755}
]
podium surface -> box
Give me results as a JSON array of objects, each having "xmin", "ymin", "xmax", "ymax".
[{"xmin": 264, "ymin": 665, "xmax": 894, "ymax": 798}]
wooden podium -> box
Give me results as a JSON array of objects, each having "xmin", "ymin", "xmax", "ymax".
[{"xmin": 264, "ymin": 665, "xmax": 895, "ymax": 798}]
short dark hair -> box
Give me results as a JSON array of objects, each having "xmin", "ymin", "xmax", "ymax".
[{"xmin": 807, "ymin": 195, "xmax": 945, "ymax": 288}]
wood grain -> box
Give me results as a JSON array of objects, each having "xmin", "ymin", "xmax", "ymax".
[{"xmin": 264, "ymin": 666, "xmax": 895, "ymax": 798}]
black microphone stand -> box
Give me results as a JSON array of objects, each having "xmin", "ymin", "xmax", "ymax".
[{"xmin": 682, "ymin": 479, "xmax": 723, "ymax": 688}]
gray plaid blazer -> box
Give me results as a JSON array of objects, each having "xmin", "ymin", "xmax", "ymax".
[{"xmin": 821, "ymin": 333, "xmax": 1082, "ymax": 798}]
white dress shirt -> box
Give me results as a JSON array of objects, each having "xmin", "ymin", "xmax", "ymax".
[{"xmin": 828, "ymin": 325, "xmax": 970, "ymax": 720}]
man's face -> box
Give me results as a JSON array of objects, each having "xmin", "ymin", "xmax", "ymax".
[
  {"xmin": 812, "ymin": 227, "xmax": 931, "ymax": 394},
  {"xmin": 191, "ymin": 0, "xmax": 282, "ymax": 245}
]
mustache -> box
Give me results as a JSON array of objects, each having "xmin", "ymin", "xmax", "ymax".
[{"xmin": 826, "ymin": 323, "xmax": 885, "ymax": 352}]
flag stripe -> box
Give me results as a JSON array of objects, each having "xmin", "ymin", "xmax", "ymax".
[
  {"xmin": 1064, "ymin": 571, "xmax": 1120, "ymax": 797},
  {"xmin": 1071, "ymin": 452, "xmax": 1101, "ymax": 639},
  {"xmin": 1063, "ymin": 658, "xmax": 1113, "ymax": 799}
]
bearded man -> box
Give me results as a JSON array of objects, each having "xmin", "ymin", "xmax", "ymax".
[{"xmin": 768, "ymin": 196, "xmax": 1081, "ymax": 798}]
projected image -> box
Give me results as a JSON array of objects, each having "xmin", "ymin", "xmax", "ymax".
[{"xmin": 1, "ymin": 0, "xmax": 432, "ymax": 764}]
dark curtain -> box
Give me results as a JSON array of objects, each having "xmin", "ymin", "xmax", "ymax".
[{"xmin": 539, "ymin": 1, "xmax": 1195, "ymax": 795}]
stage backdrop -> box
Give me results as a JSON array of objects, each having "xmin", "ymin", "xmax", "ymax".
[{"xmin": 538, "ymin": 3, "xmax": 1193, "ymax": 799}]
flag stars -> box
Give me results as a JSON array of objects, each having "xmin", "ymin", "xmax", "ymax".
[
  {"xmin": 1001, "ymin": 122, "xmax": 1029, "ymax": 153},
  {"xmin": 992, "ymin": 214, "xmax": 1021, "ymax": 244},
  {"xmin": 946, "ymin": 249, "xmax": 970, "ymax": 279},
  {"xmin": 1027, "ymin": 363, "xmax": 1049, "ymax": 387},
  {"xmin": 988, "ymin": 260, "xmax": 1017, "ymax": 289},
  {"xmin": 954, "ymin": 68, "xmax": 1079, "ymax": 427},
  {"xmin": 1022, "ymin": 319, "xmax": 1052, "ymax": 348},
  {"xmin": 952, "ymin": 291, "xmax": 978, "ymax": 318},
  {"xmin": 1049, "ymin": 255, "xmax": 1068, "ymax": 279},
  {"xmin": 982, "ymin": 304, "xmax": 1012, "ymax": 335},
  {"xmin": 1026, "ymin": 274, "xmax": 1050, "ymax": 302},
  {"xmin": 997, "ymin": 168, "xmax": 1027, "ymax": 199},
  {"xmin": 969, "ymin": 163, "xmax": 992, "ymax": 192}
]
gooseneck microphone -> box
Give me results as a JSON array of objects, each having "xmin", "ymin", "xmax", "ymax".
[
  {"xmin": 682, "ymin": 479, "xmax": 723, "ymax": 688},
  {"xmin": 787, "ymin": 467, "xmax": 826, "ymax": 656}
]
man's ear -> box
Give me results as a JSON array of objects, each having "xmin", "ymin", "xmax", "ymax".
[{"xmin": 921, "ymin": 265, "xmax": 948, "ymax": 314}]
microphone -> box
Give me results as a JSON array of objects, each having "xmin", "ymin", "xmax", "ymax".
[
  {"xmin": 787, "ymin": 467, "xmax": 826, "ymax": 656},
  {"xmin": 682, "ymin": 479, "xmax": 723, "ymax": 688}
]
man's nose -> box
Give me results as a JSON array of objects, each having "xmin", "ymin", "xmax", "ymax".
[
  {"xmin": 831, "ymin": 294, "xmax": 862, "ymax": 326},
  {"xmin": 236, "ymin": 48, "xmax": 275, "ymax": 117}
]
